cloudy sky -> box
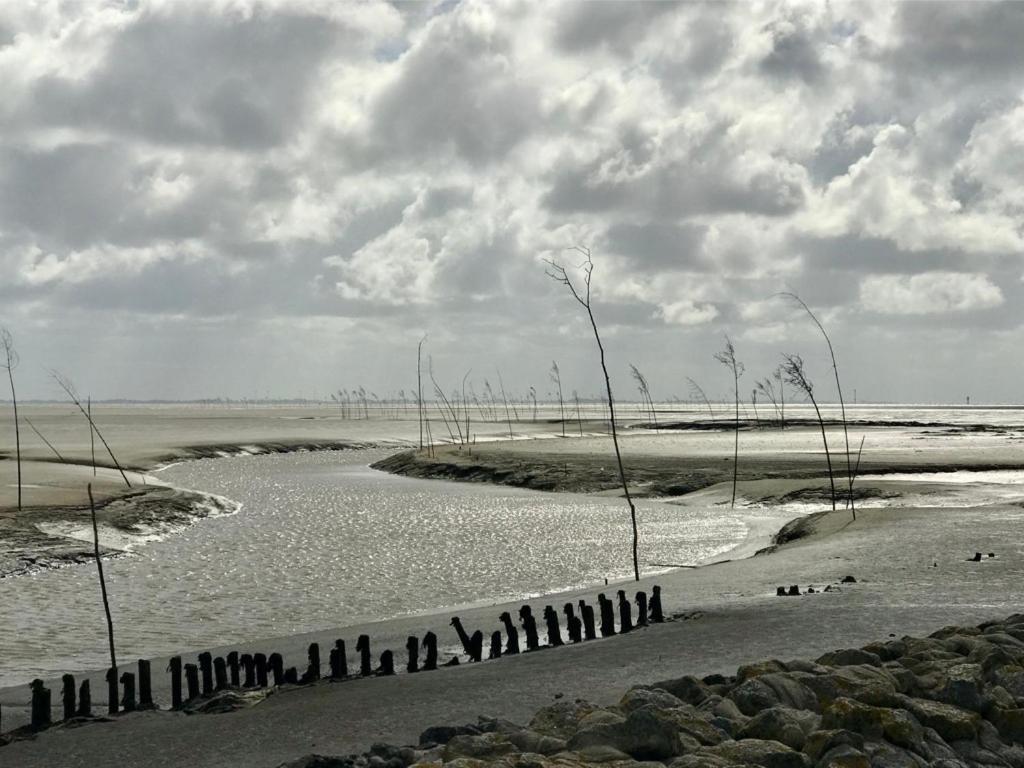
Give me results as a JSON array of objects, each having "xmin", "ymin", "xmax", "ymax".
[{"xmin": 1, "ymin": 1, "xmax": 1023, "ymax": 403}]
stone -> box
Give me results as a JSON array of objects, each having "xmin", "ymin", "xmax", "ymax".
[
  {"xmin": 529, "ymin": 701, "xmax": 603, "ymax": 740},
  {"xmin": 696, "ymin": 738, "xmax": 811, "ymax": 768},
  {"xmin": 988, "ymin": 706, "xmax": 1024, "ymax": 743},
  {"xmin": 820, "ymin": 698, "xmax": 922, "ymax": 750},
  {"xmin": 276, "ymin": 757, "xmax": 351, "ymax": 768},
  {"xmin": 739, "ymin": 660, "xmax": 789, "ymax": 681},
  {"xmin": 730, "ymin": 673, "xmax": 819, "ymax": 716},
  {"xmin": 894, "ymin": 696, "xmax": 979, "ymax": 742},
  {"xmin": 649, "ymin": 676, "xmax": 711, "ymax": 705},
  {"xmin": 658, "ymin": 706, "xmax": 729, "ymax": 746},
  {"xmin": 802, "ymin": 729, "xmax": 865, "ymax": 762},
  {"xmin": 815, "ymin": 744, "xmax": 870, "ymax": 768},
  {"xmin": 618, "ymin": 686, "xmax": 685, "ymax": 713},
  {"xmin": 442, "ymin": 734, "xmax": 517, "ymax": 761},
  {"xmin": 419, "ymin": 725, "xmax": 480, "ymax": 746},
  {"xmin": 566, "ymin": 708, "xmax": 691, "ymax": 760},
  {"xmin": 506, "ymin": 729, "xmax": 566, "ymax": 756},
  {"xmin": 739, "ymin": 706, "xmax": 819, "ymax": 750},
  {"xmin": 816, "ymin": 649, "xmax": 882, "ymax": 668},
  {"xmin": 801, "ymin": 665, "xmax": 898, "ymax": 708}
]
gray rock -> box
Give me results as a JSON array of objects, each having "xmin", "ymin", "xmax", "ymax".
[
  {"xmin": 816, "ymin": 649, "xmax": 882, "ymax": 669},
  {"xmin": 528, "ymin": 700, "xmax": 603, "ymax": 740},
  {"xmin": 505, "ymin": 729, "xmax": 566, "ymax": 756},
  {"xmin": 566, "ymin": 708, "xmax": 691, "ymax": 760},
  {"xmin": 696, "ymin": 738, "xmax": 811, "ymax": 768},
  {"xmin": 730, "ymin": 673, "xmax": 819, "ymax": 715},
  {"xmin": 619, "ymin": 686, "xmax": 685, "ymax": 713},
  {"xmin": 650, "ymin": 675, "xmax": 712, "ymax": 706},
  {"xmin": 441, "ymin": 733, "xmax": 517, "ymax": 761},
  {"xmin": 802, "ymin": 729, "xmax": 865, "ymax": 762},
  {"xmin": 892, "ymin": 695, "xmax": 979, "ymax": 742},
  {"xmin": 738, "ymin": 706, "xmax": 818, "ymax": 750},
  {"xmin": 820, "ymin": 698, "xmax": 922, "ymax": 750},
  {"xmin": 801, "ymin": 665, "xmax": 898, "ymax": 708},
  {"xmin": 276, "ymin": 757, "xmax": 352, "ymax": 768},
  {"xmin": 815, "ymin": 744, "xmax": 869, "ymax": 768}
]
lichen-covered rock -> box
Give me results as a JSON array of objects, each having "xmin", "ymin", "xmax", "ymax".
[
  {"xmin": 276, "ymin": 757, "xmax": 352, "ymax": 768},
  {"xmin": 815, "ymin": 744, "xmax": 870, "ymax": 768},
  {"xmin": 801, "ymin": 665, "xmax": 898, "ymax": 708},
  {"xmin": 506, "ymin": 730, "xmax": 567, "ymax": 756},
  {"xmin": 442, "ymin": 733, "xmax": 517, "ymax": 762},
  {"xmin": 738, "ymin": 706, "xmax": 819, "ymax": 750},
  {"xmin": 820, "ymin": 698, "xmax": 922, "ymax": 750},
  {"xmin": 693, "ymin": 738, "xmax": 811, "ymax": 768},
  {"xmin": 657, "ymin": 706, "xmax": 729, "ymax": 746},
  {"xmin": 648, "ymin": 676, "xmax": 712, "ymax": 706},
  {"xmin": 802, "ymin": 729, "xmax": 865, "ymax": 762},
  {"xmin": 738, "ymin": 660, "xmax": 789, "ymax": 681},
  {"xmin": 529, "ymin": 701, "xmax": 604, "ymax": 740},
  {"xmin": 566, "ymin": 708, "xmax": 692, "ymax": 760},
  {"xmin": 816, "ymin": 649, "xmax": 882, "ymax": 669},
  {"xmin": 894, "ymin": 696, "xmax": 979, "ymax": 742},
  {"xmin": 730, "ymin": 673, "xmax": 819, "ymax": 715},
  {"xmin": 987, "ymin": 706, "xmax": 1024, "ymax": 744},
  {"xmin": 618, "ymin": 687, "xmax": 685, "ymax": 713}
]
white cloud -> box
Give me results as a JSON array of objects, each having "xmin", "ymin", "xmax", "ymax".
[
  {"xmin": 656, "ymin": 299, "xmax": 718, "ymax": 326},
  {"xmin": 860, "ymin": 272, "xmax": 1004, "ymax": 315}
]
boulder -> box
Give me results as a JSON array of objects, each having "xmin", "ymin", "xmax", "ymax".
[
  {"xmin": 695, "ymin": 738, "xmax": 811, "ymax": 768},
  {"xmin": 529, "ymin": 701, "xmax": 603, "ymax": 740},
  {"xmin": 566, "ymin": 708, "xmax": 692, "ymax": 760},
  {"xmin": 506, "ymin": 729, "xmax": 567, "ymax": 756},
  {"xmin": 816, "ymin": 649, "xmax": 882, "ymax": 669},
  {"xmin": 987, "ymin": 706, "xmax": 1024, "ymax": 743},
  {"xmin": 618, "ymin": 687, "xmax": 685, "ymax": 713},
  {"xmin": 802, "ymin": 729, "xmax": 865, "ymax": 762},
  {"xmin": 276, "ymin": 757, "xmax": 351, "ymax": 768},
  {"xmin": 738, "ymin": 706, "xmax": 819, "ymax": 750},
  {"xmin": 801, "ymin": 665, "xmax": 898, "ymax": 708},
  {"xmin": 442, "ymin": 733, "xmax": 517, "ymax": 762},
  {"xmin": 730, "ymin": 673, "xmax": 819, "ymax": 715},
  {"xmin": 649, "ymin": 676, "xmax": 712, "ymax": 706},
  {"xmin": 820, "ymin": 698, "xmax": 922, "ymax": 750},
  {"xmin": 815, "ymin": 744, "xmax": 870, "ymax": 768},
  {"xmin": 658, "ymin": 706, "xmax": 729, "ymax": 746},
  {"xmin": 894, "ymin": 696, "xmax": 979, "ymax": 742},
  {"xmin": 738, "ymin": 660, "xmax": 789, "ymax": 681}
]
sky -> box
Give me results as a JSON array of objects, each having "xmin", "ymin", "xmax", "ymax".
[{"xmin": 1, "ymin": 0, "xmax": 1023, "ymax": 403}]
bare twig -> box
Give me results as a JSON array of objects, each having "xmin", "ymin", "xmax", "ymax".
[
  {"xmin": 781, "ymin": 354, "xmax": 836, "ymax": 511},
  {"xmin": 50, "ymin": 371, "xmax": 131, "ymax": 487},
  {"xmin": 714, "ymin": 337, "xmax": 745, "ymax": 508},
  {"xmin": 89, "ymin": 483, "xmax": 117, "ymax": 672}
]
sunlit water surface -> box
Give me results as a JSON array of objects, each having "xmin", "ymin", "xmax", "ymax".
[{"xmin": 0, "ymin": 449, "xmax": 767, "ymax": 687}]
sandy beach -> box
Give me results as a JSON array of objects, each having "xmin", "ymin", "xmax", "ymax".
[{"xmin": 2, "ymin": 405, "xmax": 1024, "ymax": 765}]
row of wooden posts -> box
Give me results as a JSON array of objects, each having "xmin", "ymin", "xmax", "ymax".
[{"xmin": 13, "ymin": 586, "xmax": 663, "ymax": 733}]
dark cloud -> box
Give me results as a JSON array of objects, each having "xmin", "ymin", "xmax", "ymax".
[
  {"xmin": 604, "ymin": 221, "xmax": 707, "ymax": 272},
  {"xmin": 27, "ymin": 9, "xmax": 343, "ymax": 149},
  {"xmin": 759, "ymin": 17, "xmax": 826, "ymax": 84},
  {"xmin": 553, "ymin": 0, "xmax": 678, "ymax": 55}
]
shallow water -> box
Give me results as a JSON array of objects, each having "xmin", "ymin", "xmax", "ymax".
[{"xmin": 0, "ymin": 449, "xmax": 757, "ymax": 688}]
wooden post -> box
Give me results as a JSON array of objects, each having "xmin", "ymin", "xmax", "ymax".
[
  {"xmin": 406, "ymin": 636, "xmax": 419, "ymax": 673},
  {"xmin": 240, "ymin": 654, "xmax": 255, "ymax": 688},
  {"xmin": 197, "ymin": 652, "xmax": 213, "ymax": 696},
  {"xmin": 543, "ymin": 605, "xmax": 563, "ymax": 647},
  {"xmin": 498, "ymin": 613, "xmax": 520, "ymax": 655},
  {"xmin": 138, "ymin": 659, "xmax": 154, "ymax": 709},
  {"xmin": 649, "ymin": 585, "xmax": 663, "ymax": 622},
  {"xmin": 269, "ymin": 653, "xmax": 284, "ymax": 687},
  {"xmin": 61, "ymin": 674, "xmax": 76, "ymax": 720},
  {"xmin": 120, "ymin": 672, "xmax": 136, "ymax": 712},
  {"xmin": 519, "ymin": 606, "xmax": 540, "ymax": 651},
  {"xmin": 284, "ymin": 667, "xmax": 298, "ymax": 685},
  {"xmin": 578, "ymin": 600, "xmax": 596, "ymax": 640},
  {"xmin": 564, "ymin": 603, "xmax": 582, "ymax": 643},
  {"xmin": 356, "ymin": 635, "xmax": 372, "ymax": 677},
  {"xmin": 106, "ymin": 667, "xmax": 119, "ymax": 715},
  {"xmin": 422, "ymin": 631, "xmax": 438, "ymax": 670},
  {"xmin": 617, "ymin": 590, "xmax": 633, "ymax": 633},
  {"xmin": 227, "ymin": 651, "xmax": 240, "ymax": 687},
  {"xmin": 378, "ymin": 650, "xmax": 395, "ymax": 676},
  {"xmin": 77, "ymin": 680, "xmax": 92, "ymax": 717},
  {"xmin": 598, "ymin": 594, "xmax": 616, "ymax": 637},
  {"xmin": 30, "ymin": 679, "xmax": 51, "ymax": 731},
  {"xmin": 254, "ymin": 653, "xmax": 268, "ymax": 688},
  {"xmin": 305, "ymin": 643, "xmax": 320, "ymax": 682},
  {"xmin": 488, "ymin": 631, "xmax": 502, "ymax": 660},
  {"xmin": 635, "ymin": 591, "xmax": 648, "ymax": 627},
  {"xmin": 214, "ymin": 657, "xmax": 228, "ymax": 691},
  {"xmin": 184, "ymin": 663, "xmax": 200, "ymax": 701},
  {"xmin": 330, "ymin": 640, "xmax": 348, "ymax": 679},
  {"xmin": 168, "ymin": 656, "xmax": 183, "ymax": 709}
]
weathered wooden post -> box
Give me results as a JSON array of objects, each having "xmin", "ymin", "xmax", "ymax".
[
  {"xmin": 598, "ymin": 594, "xmax": 616, "ymax": 637},
  {"xmin": 543, "ymin": 605, "xmax": 564, "ymax": 647},
  {"xmin": 406, "ymin": 636, "xmax": 419, "ymax": 673},
  {"xmin": 488, "ymin": 631, "xmax": 502, "ymax": 660},
  {"xmin": 168, "ymin": 656, "xmax": 183, "ymax": 709},
  {"xmin": 578, "ymin": 600, "xmax": 596, "ymax": 641},
  {"xmin": 138, "ymin": 659, "xmax": 154, "ymax": 709},
  {"xmin": 498, "ymin": 613, "xmax": 520, "ymax": 655},
  {"xmin": 227, "ymin": 651, "xmax": 240, "ymax": 687},
  {"xmin": 617, "ymin": 590, "xmax": 633, "ymax": 633},
  {"xmin": 422, "ymin": 631, "xmax": 438, "ymax": 670},
  {"xmin": 378, "ymin": 650, "xmax": 395, "ymax": 676},
  {"xmin": 649, "ymin": 585, "xmax": 663, "ymax": 623},
  {"xmin": 61, "ymin": 674, "xmax": 76, "ymax": 720},
  {"xmin": 214, "ymin": 657, "xmax": 228, "ymax": 691},
  {"xmin": 304, "ymin": 643, "xmax": 320, "ymax": 683},
  {"xmin": 120, "ymin": 671, "xmax": 136, "ymax": 712},
  {"xmin": 30, "ymin": 679, "xmax": 51, "ymax": 731},
  {"xmin": 564, "ymin": 603, "xmax": 582, "ymax": 643},
  {"xmin": 635, "ymin": 591, "xmax": 648, "ymax": 627},
  {"xmin": 269, "ymin": 653, "xmax": 284, "ymax": 686},
  {"xmin": 284, "ymin": 667, "xmax": 298, "ymax": 685},
  {"xmin": 106, "ymin": 667, "xmax": 119, "ymax": 715},
  {"xmin": 198, "ymin": 652, "xmax": 214, "ymax": 696},
  {"xmin": 184, "ymin": 663, "xmax": 200, "ymax": 701},
  {"xmin": 519, "ymin": 606, "xmax": 540, "ymax": 651},
  {"xmin": 77, "ymin": 680, "xmax": 92, "ymax": 717},
  {"xmin": 240, "ymin": 654, "xmax": 255, "ymax": 688},
  {"xmin": 254, "ymin": 653, "xmax": 268, "ymax": 688},
  {"xmin": 356, "ymin": 635, "xmax": 372, "ymax": 677},
  {"xmin": 330, "ymin": 639, "xmax": 348, "ymax": 679},
  {"xmin": 469, "ymin": 630, "xmax": 484, "ymax": 662}
]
